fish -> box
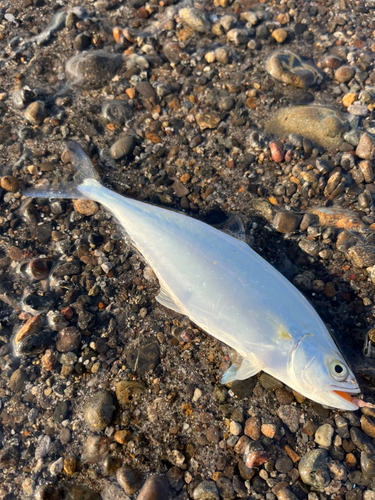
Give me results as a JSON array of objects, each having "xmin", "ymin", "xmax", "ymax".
[{"xmin": 24, "ymin": 140, "xmax": 361, "ymax": 410}]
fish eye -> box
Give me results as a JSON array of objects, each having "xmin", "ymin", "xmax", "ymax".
[{"xmin": 329, "ymin": 360, "xmax": 349, "ymax": 381}]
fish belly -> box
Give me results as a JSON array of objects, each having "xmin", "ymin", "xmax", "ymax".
[{"xmin": 83, "ymin": 183, "xmax": 334, "ymax": 360}]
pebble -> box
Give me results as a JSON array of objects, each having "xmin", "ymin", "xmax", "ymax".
[
  {"xmin": 299, "ymin": 449, "xmax": 330, "ymax": 488},
  {"xmin": 277, "ymin": 405, "xmax": 300, "ymax": 433},
  {"xmin": 272, "ymin": 29, "xmax": 287, "ymax": 43},
  {"xmin": 266, "ymin": 105, "xmax": 349, "ymax": 150},
  {"xmin": 24, "ymin": 101, "xmax": 46, "ymax": 125},
  {"xmin": 110, "ymin": 136, "xmax": 136, "ymax": 159},
  {"xmin": 9, "ymin": 368, "xmax": 28, "ymax": 394},
  {"xmin": 356, "ymin": 133, "xmax": 375, "ymax": 160},
  {"xmin": 137, "ymin": 475, "xmax": 170, "ymax": 500},
  {"xmin": 227, "ymin": 29, "xmax": 248, "ymax": 46},
  {"xmin": 193, "ymin": 480, "xmax": 219, "ymax": 500},
  {"xmin": 82, "ymin": 435, "xmax": 109, "ymax": 463},
  {"xmin": 266, "ymin": 50, "xmax": 324, "ymax": 89},
  {"xmin": 196, "ymin": 112, "xmax": 221, "ymax": 130},
  {"xmin": 66, "ymin": 51, "xmax": 123, "ymax": 89},
  {"xmin": 275, "ymin": 456, "xmax": 294, "ymax": 473},
  {"xmin": 361, "ymin": 414, "xmax": 375, "ymax": 438},
  {"xmin": 348, "ymin": 246, "xmax": 375, "ymax": 268},
  {"xmin": 361, "ymin": 453, "xmax": 375, "ymax": 478},
  {"xmin": 179, "ymin": 7, "xmax": 211, "ymax": 33},
  {"xmin": 244, "ymin": 416, "xmax": 261, "ymax": 440},
  {"xmin": 315, "ymin": 423, "xmax": 334, "ymax": 447},
  {"xmin": 102, "ymin": 100, "xmax": 133, "ymax": 125},
  {"xmin": 27, "ymin": 259, "xmax": 49, "ymax": 280},
  {"xmin": 74, "ymin": 199, "xmax": 99, "ymax": 216},
  {"xmin": 230, "ymin": 421, "xmax": 242, "ymax": 436},
  {"xmin": 34, "ymin": 484, "xmax": 61, "ymax": 500},
  {"xmin": 56, "ymin": 326, "xmax": 81, "ymax": 352},
  {"xmin": 83, "ymin": 391, "xmax": 114, "ymax": 431},
  {"xmin": 348, "ymin": 104, "xmax": 369, "ymax": 116},
  {"xmin": 270, "ymin": 142, "xmax": 285, "ymax": 162},
  {"xmin": 116, "ymin": 466, "xmax": 141, "ymax": 494},
  {"xmin": 274, "ymin": 211, "xmax": 300, "ymax": 233},
  {"xmin": 1, "ymin": 175, "xmax": 19, "ymax": 192},
  {"xmin": 335, "ymin": 65, "xmax": 355, "ymax": 83},
  {"xmin": 116, "ymin": 380, "xmax": 146, "ymax": 405}
]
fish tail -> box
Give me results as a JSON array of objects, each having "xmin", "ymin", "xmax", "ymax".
[{"xmin": 23, "ymin": 140, "xmax": 101, "ymax": 200}]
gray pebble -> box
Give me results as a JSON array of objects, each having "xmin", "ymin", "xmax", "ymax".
[
  {"xmin": 83, "ymin": 390, "xmax": 114, "ymax": 431},
  {"xmin": 299, "ymin": 449, "xmax": 330, "ymax": 489},
  {"xmin": 116, "ymin": 465, "xmax": 141, "ymax": 495},
  {"xmin": 193, "ymin": 480, "xmax": 219, "ymax": 500},
  {"xmin": 137, "ymin": 475, "xmax": 170, "ymax": 500},
  {"xmin": 9, "ymin": 367, "xmax": 28, "ymax": 394},
  {"xmin": 275, "ymin": 455, "xmax": 294, "ymax": 473},
  {"xmin": 315, "ymin": 423, "xmax": 334, "ymax": 448},
  {"xmin": 277, "ymin": 405, "xmax": 300, "ymax": 433},
  {"xmin": 110, "ymin": 136, "xmax": 136, "ymax": 160},
  {"xmin": 66, "ymin": 51, "xmax": 123, "ymax": 90},
  {"xmin": 102, "ymin": 100, "xmax": 133, "ymax": 125}
]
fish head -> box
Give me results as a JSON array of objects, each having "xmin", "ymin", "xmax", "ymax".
[{"xmin": 289, "ymin": 333, "xmax": 360, "ymax": 410}]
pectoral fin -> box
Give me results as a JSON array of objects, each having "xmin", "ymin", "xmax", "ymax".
[{"xmin": 221, "ymin": 356, "xmax": 262, "ymax": 384}]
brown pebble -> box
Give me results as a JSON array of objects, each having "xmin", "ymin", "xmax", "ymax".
[
  {"xmin": 1, "ymin": 176, "xmax": 19, "ymax": 192},
  {"xmin": 113, "ymin": 27, "xmax": 122, "ymax": 43},
  {"xmin": 114, "ymin": 430, "xmax": 132, "ymax": 444},
  {"xmin": 56, "ymin": 326, "xmax": 81, "ymax": 352},
  {"xmin": 136, "ymin": 475, "xmax": 170, "ymax": 500},
  {"xmin": 334, "ymin": 65, "xmax": 355, "ymax": 83},
  {"xmin": 284, "ymin": 445, "xmax": 300, "ymax": 463},
  {"xmin": 244, "ymin": 416, "xmax": 261, "ymax": 440},
  {"xmin": 261, "ymin": 423, "xmax": 278, "ymax": 439},
  {"xmin": 15, "ymin": 315, "xmax": 44, "ymax": 345},
  {"xmin": 322, "ymin": 282, "xmax": 337, "ymax": 298},
  {"xmin": 356, "ymin": 133, "xmax": 375, "ymax": 161},
  {"xmin": 302, "ymin": 420, "xmax": 318, "ymax": 437},
  {"xmin": 275, "ymin": 388, "xmax": 295, "ymax": 405},
  {"xmin": 116, "ymin": 466, "xmax": 141, "ymax": 495},
  {"xmin": 270, "ymin": 142, "xmax": 285, "ymax": 162},
  {"xmin": 346, "ymin": 453, "xmax": 357, "ymax": 468},
  {"xmin": 274, "ymin": 212, "xmax": 301, "ymax": 234},
  {"xmin": 234, "ymin": 435, "xmax": 250, "ymax": 454},
  {"xmin": 361, "ymin": 414, "xmax": 375, "ymax": 438},
  {"xmin": 64, "ymin": 456, "xmax": 77, "ymax": 474},
  {"xmin": 74, "ymin": 199, "xmax": 99, "ymax": 216},
  {"xmin": 9, "ymin": 245, "xmax": 23, "ymax": 261},
  {"xmin": 42, "ymin": 349, "xmax": 57, "ymax": 371},
  {"xmin": 27, "ymin": 259, "xmax": 49, "ymax": 280}
]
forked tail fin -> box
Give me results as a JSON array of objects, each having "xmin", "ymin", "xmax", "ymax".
[{"xmin": 23, "ymin": 140, "xmax": 101, "ymax": 200}]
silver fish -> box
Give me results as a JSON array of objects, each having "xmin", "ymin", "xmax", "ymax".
[{"xmin": 25, "ymin": 141, "xmax": 361, "ymax": 410}]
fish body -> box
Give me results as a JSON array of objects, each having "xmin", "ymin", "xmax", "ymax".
[{"xmin": 25, "ymin": 141, "xmax": 360, "ymax": 410}]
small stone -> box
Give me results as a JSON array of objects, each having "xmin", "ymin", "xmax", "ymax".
[
  {"xmin": 114, "ymin": 430, "xmax": 132, "ymax": 444},
  {"xmin": 137, "ymin": 475, "xmax": 170, "ymax": 500},
  {"xmin": 215, "ymin": 47, "xmax": 229, "ymax": 64},
  {"xmin": 275, "ymin": 388, "xmax": 295, "ymax": 405},
  {"xmin": 64, "ymin": 456, "xmax": 77, "ymax": 475},
  {"xmin": 277, "ymin": 405, "xmax": 300, "ymax": 433},
  {"xmin": 34, "ymin": 484, "xmax": 61, "ymax": 500},
  {"xmin": 179, "ymin": 7, "xmax": 211, "ymax": 33},
  {"xmin": 361, "ymin": 415, "xmax": 375, "ymax": 438},
  {"xmin": 116, "ymin": 380, "xmax": 146, "ymax": 406},
  {"xmin": 74, "ymin": 199, "xmax": 99, "ymax": 216},
  {"xmin": 266, "ymin": 105, "xmax": 349, "ymax": 150},
  {"xmin": 261, "ymin": 423, "xmax": 278, "ymax": 439},
  {"xmin": 56, "ymin": 326, "xmax": 81, "ymax": 352},
  {"xmin": 42, "ymin": 349, "xmax": 57, "ymax": 371},
  {"xmin": 348, "ymin": 246, "xmax": 375, "ymax": 268},
  {"xmin": 136, "ymin": 81, "xmax": 156, "ymax": 100},
  {"xmin": 275, "ymin": 456, "xmax": 294, "ymax": 473},
  {"xmin": 266, "ymin": 50, "xmax": 324, "ymax": 89},
  {"xmin": 1, "ymin": 176, "xmax": 19, "ymax": 192},
  {"xmin": 9, "ymin": 245, "xmax": 23, "ymax": 260},
  {"xmin": 83, "ymin": 391, "xmax": 114, "ymax": 431},
  {"xmin": 230, "ymin": 421, "xmax": 242, "ymax": 436},
  {"xmin": 172, "ymin": 179, "xmax": 189, "ymax": 197},
  {"xmin": 116, "ymin": 466, "xmax": 141, "ymax": 495},
  {"xmin": 9, "ymin": 368, "xmax": 28, "ymax": 394},
  {"xmin": 348, "ymin": 104, "xmax": 369, "ymax": 117},
  {"xmin": 196, "ymin": 112, "xmax": 221, "ymax": 130},
  {"xmin": 110, "ymin": 136, "xmax": 136, "ymax": 159},
  {"xmin": 270, "ymin": 142, "xmax": 285, "ymax": 162},
  {"xmin": 82, "ymin": 435, "xmax": 109, "ymax": 463},
  {"xmin": 299, "ymin": 449, "xmax": 330, "ymax": 488},
  {"xmin": 274, "ymin": 212, "xmax": 300, "ymax": 233},
  {"xmin": 356, "ymin": 133, "xmax": 375, "ymax": 160},
  {"xmin": 28, "ymin": 259, "xmax": 49, "ymax": 280},
  {"xmin": 335, "ymin": 65, "xmax": 355, "ymax": 83},
  {"xmin": 315, "ymin": 423, "xmax": 334, "ymax": 447},
  {"xmin": 24, "ymin": 101, "xmax": 46, "ymax": 125},
  {"xmin": 342, "ymin": 93, "xmax": 357, "ymax": 107},
  {"xmin": 244, "ymin": 416, "xmax": 261, "ymax": 440},
  {"xmin": 205, "ymin": 51, "xmax": 215, "ymax": 63},
  {"xmin": 259, "ymin": 372, "xmax": 283, "ymax": 390},
  {"xmin": 66, "ymin": 51, "xmax": 123, "ymax": 90},
  {"xmin": 272, "ymin": 28, "xmax": 287, "ymax": 43},
  {"xmin": 193, "ymin": 480, "xmax": 219, "ymax": 500},
  {"xmin": 227, "ymin": 29, "xmax": 248, "ymax": 46},
  {"xmin": 102, "ymin": 100, "xmax": 133, "ymax": 125}
]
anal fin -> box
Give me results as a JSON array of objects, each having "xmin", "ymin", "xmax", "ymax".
[{"xmin": 221, "ymin": 356, "xmax": 262, "ymax": 384}]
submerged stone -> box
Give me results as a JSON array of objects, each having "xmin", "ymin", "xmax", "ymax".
[
  {"xmin": 265, "ymin": 105, "xmax": 349, "ymax": 150},
  {"xmin": 66, "ymin": 51, "xmax": 123, "ymax": 90},
  {"xmin": 266, "ymin": 50, "xmax": 324, "ymax": 89}
]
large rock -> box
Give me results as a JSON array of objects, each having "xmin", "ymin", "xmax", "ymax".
[
  {"xmin": 265, "ymin": 105, "xmax": 349, "ymax": 150},
  {"xmin": 356, "ymin": 133, "xmax": 375, "ymax": 160},
  {"xmin": 266, "ymin": 50, "xmax": 324, "ymax": 89}
]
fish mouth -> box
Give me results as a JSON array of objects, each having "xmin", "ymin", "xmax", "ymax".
[{"xmin": 330, "ymin": 385, "xmax": 361, "ymax": 410}]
